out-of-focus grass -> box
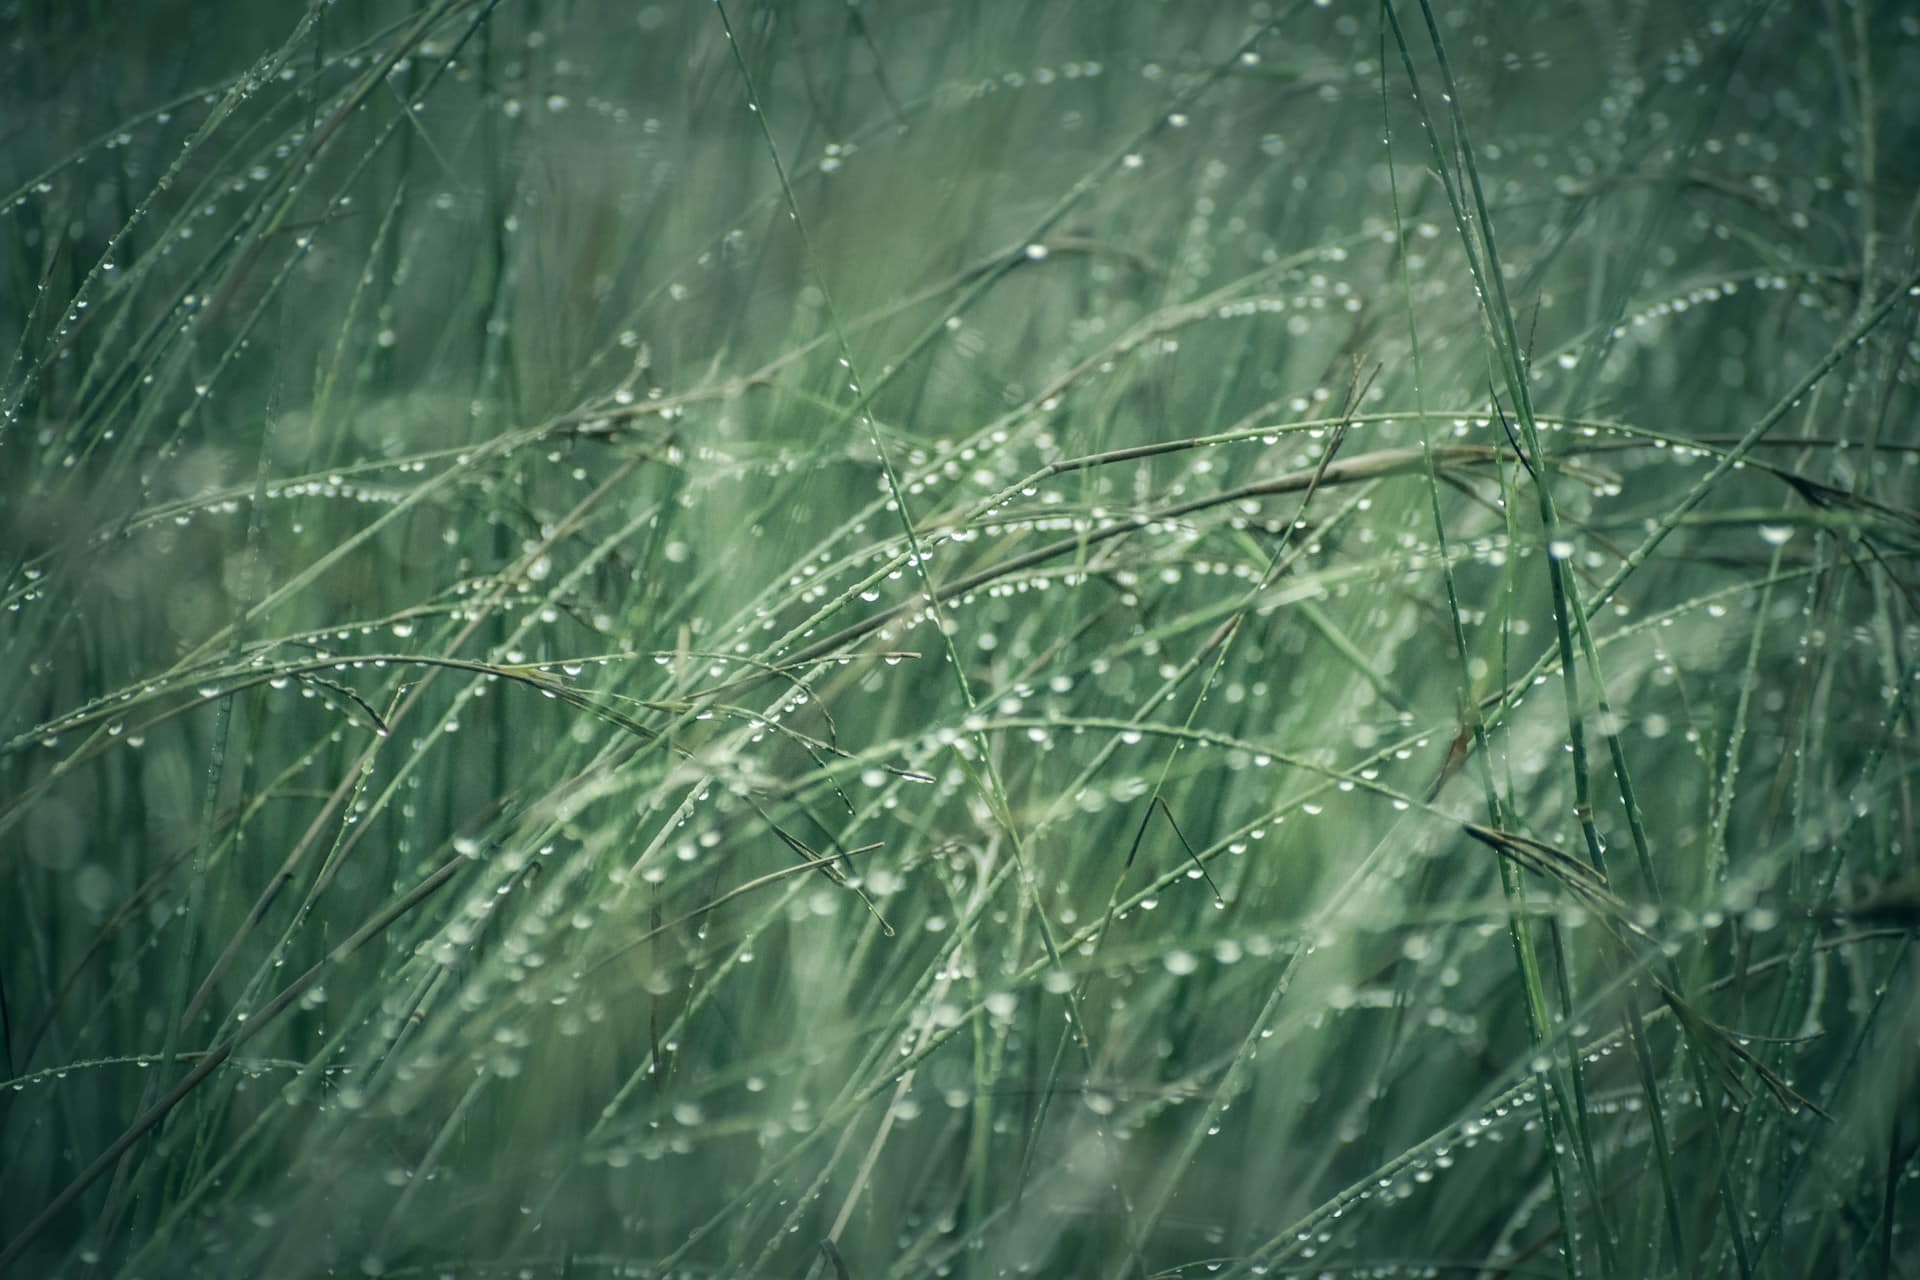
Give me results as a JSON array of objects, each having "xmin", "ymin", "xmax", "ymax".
[{"xmin": 2, "ymin": 2, "xmax": 1917, "ymax": 1276}]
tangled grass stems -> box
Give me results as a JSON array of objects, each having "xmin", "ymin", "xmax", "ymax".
[{"xmin": 5, "ymin": 1, "xmax": 1919, "ymax": 1277}]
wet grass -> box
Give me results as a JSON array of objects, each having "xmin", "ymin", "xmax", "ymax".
[{"xmin": 2, "ymin": 1, "xmax": 1918, "ymax": 1277}]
